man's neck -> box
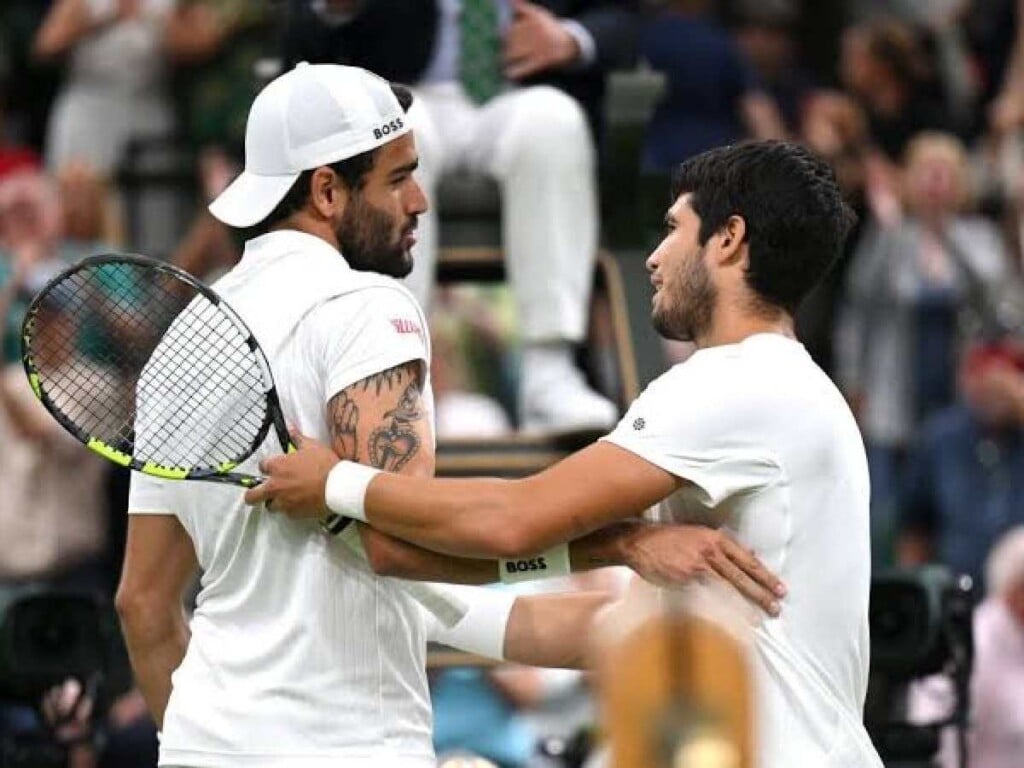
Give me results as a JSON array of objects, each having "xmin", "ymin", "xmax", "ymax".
[
  {"xmin": 694, "ymin": 300, "xmax": 795, "ymax": 349},
  {"xmin": 271, "ymin": 214, "xmax": 340, "ymax": 251}
]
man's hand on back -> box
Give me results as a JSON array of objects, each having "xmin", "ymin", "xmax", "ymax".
[{"xmin": 620, "ymin": 523, "xmax": 786, "ymax": 616}]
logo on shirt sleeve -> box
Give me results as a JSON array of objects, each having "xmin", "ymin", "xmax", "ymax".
[
  {"xmin": 633, "ymin": 417, "xmax": 646, "ymax": 431},
  {"xmin": 391, "ymin": 318, "xmax": 425, "ymax": 343}
]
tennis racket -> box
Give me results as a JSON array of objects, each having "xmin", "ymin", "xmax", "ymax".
[
  {"xmin": 22, "ymin": 253, "xmax": 467, "ymax": 626},
  {"xmin": 21, "ymin": 253, "xmax": 290, "ymax": 488}
]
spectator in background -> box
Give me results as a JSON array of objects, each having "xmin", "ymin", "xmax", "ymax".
[
  {"xmin": 169, "ymin": 0, "xmax": 276, "ymax": 157},
  {"xmin": 840, "ymin": 18, "xmax": 952, "ymax": 161},
  {"xmin": 969, "ymin": 0, "xmax": 1024, "ymax": 136},
  {"xmin": 731, "ymin": 0, "xmax": 814, "ymax": 134},
  {"xmin": 0, "ymin": 167, "xmax": 156, "ymax": 768},
  {"xmin": 282, "ymin": 0, "xmax": 637, "ymax": 433},
  {"xmin": 836, "ymin": 132, "xmax": 1019, "ymax": 562},
  {"xmin": 32, "ymin": 0, "xmax": 239, "ymax": 175},
  {"xmin": 968, "ymin": 526, "xmax": 1024, "ymax": 767},
  {"xmin": 0, "ymin": 165, "xmax": 118, "ymax": 362},
  {"xmin": 638, "ymin": 0, "xmax": 785, "ymax": 173},
  {"xmin": 796, "ymin": 91, "xmax": 873, "ymax": 376},
  {"xmin": 899, "ymin": 342, "xmax": 1024, "ymax": 590}
]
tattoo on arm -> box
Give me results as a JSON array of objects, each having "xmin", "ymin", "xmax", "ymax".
[
  {"xmin": 328, "ymin": 390, "xmax": 359, "ymax": 460},
  {"xmin": 327, "ymin": 361, "xmax": 426, "ymax": 471},
  {"xmin": 368, "ymin": 378, "xmax": 424, "ymax": 471},
  {"xmin": 357, "ymin": 366, "xmax": 405, "ymax": 397}
]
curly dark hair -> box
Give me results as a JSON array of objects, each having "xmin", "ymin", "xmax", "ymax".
[{"xmin": 671, "ymin": 140, "xmax": 857, "ymax": 314}]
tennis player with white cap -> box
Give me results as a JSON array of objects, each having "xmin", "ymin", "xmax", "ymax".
[{"xmin": 115, "ymin": 64, "xmax": 783, "ymax": 767}]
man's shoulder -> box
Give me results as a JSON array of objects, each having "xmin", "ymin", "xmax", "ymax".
[{"xmin": 307, "ymin": 275, "xmax": 425, "ymax": 329}]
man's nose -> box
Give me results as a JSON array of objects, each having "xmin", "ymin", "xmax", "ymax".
[{"xmin": 407, "ymin": 178, "xmax": 428, "ymax": 215}]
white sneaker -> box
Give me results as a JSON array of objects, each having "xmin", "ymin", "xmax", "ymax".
[{"xmin": 520, "ymin": 365, "xmax": 619, "ymax": 434}]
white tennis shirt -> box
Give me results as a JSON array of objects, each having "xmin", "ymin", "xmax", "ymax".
[
  {"xmin": 128, "ymin": 230, "xmax": 452, "ymax": 767},
  {"xmin": 603, "ymin": 334, "xmax": 884, "ymax": 768}
]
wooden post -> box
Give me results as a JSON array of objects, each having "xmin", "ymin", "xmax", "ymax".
[{"xmin": 601, "ymin": 609, "xmax": 754, "ymax": 768}]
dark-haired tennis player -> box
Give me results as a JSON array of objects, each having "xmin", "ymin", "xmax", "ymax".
[
  {"xmin": 250, "ymin": 140, "xmax": 884, "ymax": 767},
  {"xmin": 116, "ymin": 64, "xmax": 782, "ymax": 768}
]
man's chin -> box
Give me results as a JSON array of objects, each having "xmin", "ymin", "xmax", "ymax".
[
  {"xmin": 651, "ymin": 311, "xmax": 692, "ymax": 343},
  {"xmin": 392, "ymin": 251, "xmax": 414, "ymax": 279}
]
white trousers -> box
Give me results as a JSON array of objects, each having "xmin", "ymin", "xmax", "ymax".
[{"xmin": 404, "ymin": 82, "xmax": 599, "ymax": 343}]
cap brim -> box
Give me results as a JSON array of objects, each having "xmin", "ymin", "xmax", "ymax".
[{"xmin": 208, "ymin": 170, "xmax": 301, "ymax": 228}]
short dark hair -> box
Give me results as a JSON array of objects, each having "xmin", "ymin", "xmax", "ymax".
[
  {"xmin": 671, "ymin": 140, "xmax": 856, "ymax": 314},
  {"xmin": 254, "ymin": 83, "xmax": 414, "ymax": 234}
]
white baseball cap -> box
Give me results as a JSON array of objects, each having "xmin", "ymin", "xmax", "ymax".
[{"xmin": 209, "ymin": 63, "xmax": 412, "ymax": 228}]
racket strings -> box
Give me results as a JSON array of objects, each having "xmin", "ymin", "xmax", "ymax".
[
  {"xmin": 136, "ymin": 297, "xmax": 267, "ymax": 468},
  {"xmin": 28, "ymin": 261, "xmax": 270, "ymax": 473}
]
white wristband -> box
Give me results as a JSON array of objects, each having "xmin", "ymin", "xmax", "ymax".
[
  {"xmin": 323, "ymin": 461, "xmax": 381, "ymax": 525},
  {"xmin": 499, "ymin": 543, "xmax": 571, "ymax": 584},
  {"xmin": 428, "ymin": 584, "xmax": 516, "ymax": 660}
]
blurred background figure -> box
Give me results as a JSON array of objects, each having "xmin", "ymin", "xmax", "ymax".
[
  {"xmin": 33, "ymin": 0, "xmax": 245, "ymax": 175},
  {"xmin": 730, "ymin": 0, "xmax": 813, "ymax": 135},
  {"xmin": 795, "ymin": 90, "xmax": 874, "ymax": 375},
  {"xmin": 969, "ymin": 526, "xmax": 1024, "ymax": 768},
  {"xmin": 969, "ymin": 0, "xmax": 1024, "ymax": 138},
  {"xmin": 430, "ymin": 286, "xmax": 515, "ymax": 440},
  {"xmin": 33, "ymin": 0, "xmax": 178, "ymax": 175},
  {"xmin": 840, "ymin": 18, "xmax": 952, "ymax": 161},
  {"xmin": 0, "ymin": 160, "xmax": 154, "ymax": 768},
  {"xmin": 908, "ymin": 525, "xmax": 1024, "ymax": 768},
  {"xmin": 0, "ymin": 163, "xmax": 119, "ymax": 363},
  {"xmin": 637, "ymin": 0, "xmax": 785, "ymax": 174},
  {"xmin": 900, "ymin": 341, "xmax": 1024, "ymax": 590},
  {"xmin": 836, "ymin": 132, "xmax": 1021, "ymax": 562},
  {"xmin": 281, "ymin": 0, "xmax": 638, "ymax": 434}
]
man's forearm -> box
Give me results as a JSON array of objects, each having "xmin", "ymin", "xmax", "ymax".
[
  {"xmin": 504, "ymin": 591, "xmax": 613, "ymax": 669},
  {"xmin": 120, "ymin": 610, "xmax": 189, "ymax": 729},
  {"xmin": 360, "ymin": 521, "xmax": 642, "ymax": 585}
]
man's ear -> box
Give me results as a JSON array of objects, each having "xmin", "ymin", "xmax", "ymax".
[
  {"xmin": 715, "ymin": 215, "xmax": 747, "ymax": 267},
  {"xmin": 309, "ymin": 167, "xmax": 347, "ymax": 220}
]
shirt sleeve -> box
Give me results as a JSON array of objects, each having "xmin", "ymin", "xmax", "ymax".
[
  {"xmin": 560, "ymin": 19, "xmax": 597, "ymax": 67},
  {"xmin": 127, "ymin": 471, "xmax": 178, "ymax": 516},
  {"xmin": 308, "ymin": 286, "xmax": 430, "ymax": 404},
  {"xmin": 600, "ymin": 363, "xmax": 781, "ymax": 508}
]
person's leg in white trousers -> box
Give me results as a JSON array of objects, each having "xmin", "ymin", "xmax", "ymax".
[{"xmin": 404, "ymin": 83, "xmax": 617, "ymax": 432}]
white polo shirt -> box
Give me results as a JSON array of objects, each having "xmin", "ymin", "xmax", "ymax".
[
  {"xmin": 603, "ymin": 334, "xmax": 883, "ymax": 768},
  {"xmin": 129, "ymin": 231, "xmax": 443, "ymax": 767}
]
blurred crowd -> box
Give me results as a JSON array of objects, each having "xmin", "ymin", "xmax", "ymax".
[{"xmin": 3, "ymin": 0, "xmax": 1024, "ymax": 766}]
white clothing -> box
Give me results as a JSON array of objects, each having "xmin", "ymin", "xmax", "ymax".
[
  {"xmin": 403, "ymin": 82, "xmax": 598, "ymax": 342},
  {"xmin": 127, "ymin": 230, "xmax": 455, "ymax": 767},
  {"xmin": 45, "ymin": 0, "xmax": 176, "ymax": 172},
  {"xmin": 602, "ymin": 334, "xmax": 882, "ymax": 768}
]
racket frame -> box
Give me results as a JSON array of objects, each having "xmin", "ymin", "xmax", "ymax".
[{"xmin": 21, "ymin": 253, "xmax": 291, "ymax": 488}]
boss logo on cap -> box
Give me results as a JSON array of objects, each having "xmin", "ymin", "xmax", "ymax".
[{"xmin": 373, "ymin": 117, "xmax": 405, "ymax": 140}]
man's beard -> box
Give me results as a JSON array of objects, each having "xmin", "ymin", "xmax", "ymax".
[
  {"xmin": 652, "ymin": 245, "xmax": 716, "ymax": 342},
  {"xmin": 336, "ymin": 194, "xmax": 414, "ymax": 278}
]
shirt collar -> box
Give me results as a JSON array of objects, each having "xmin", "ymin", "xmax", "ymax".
[{"xmin": 241, "ymin": 229, "xmax": 352, "ymax": 273}]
